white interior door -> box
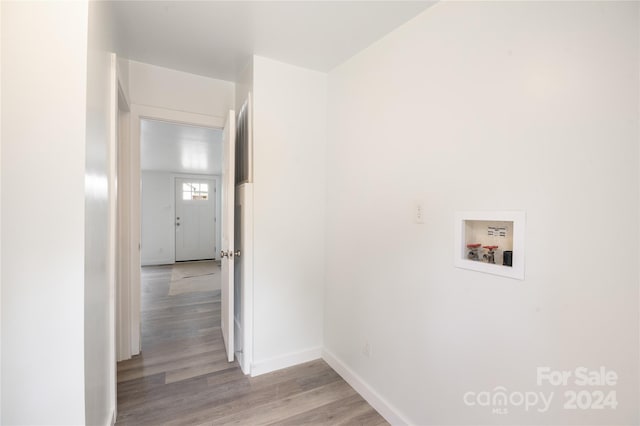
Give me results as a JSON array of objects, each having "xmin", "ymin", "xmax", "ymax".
[
  {"xmin": 175, "ymin": 178, "xmax": 216, "ymax": 261},
  {"xmin": 221, "ymin": 110, "xmax": 236, "ymax": 362}
]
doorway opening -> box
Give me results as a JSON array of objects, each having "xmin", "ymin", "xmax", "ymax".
[
  {"xmin": 135, "ymin": 117, "xmax": 225, "ymax": 355},
  {"xmin": 115, "ymin": 101, "xmax": 254, "ymax": 423},
  {"xmin": 116, "ymin": 104, "xmax": 252, "ymax": 358},
  {"xmin": 139, "ymin": 118, "xmax": 222, "ymax": 266}
]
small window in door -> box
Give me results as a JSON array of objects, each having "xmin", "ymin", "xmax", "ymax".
[{"xmin": 182, "ymin": 182, "xmax": 209, "ymax": 201}]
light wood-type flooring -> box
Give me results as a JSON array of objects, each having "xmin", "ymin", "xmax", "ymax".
[{"xmin": 116, "ymin": 262, "xmax": 387, "ymax": 425}]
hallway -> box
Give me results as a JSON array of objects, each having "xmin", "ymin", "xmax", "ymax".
[{"xmin": 115, "ymin": 262, "xmax": 387, "ymax": 425}]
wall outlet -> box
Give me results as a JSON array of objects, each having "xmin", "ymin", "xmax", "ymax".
[
  {"xmin": 415, "ymin": 202, "xmax": 425, "ymax": 224},
  {"xmin": 362, "ymin": 341, "xmax": 371, "ymax": 358}
]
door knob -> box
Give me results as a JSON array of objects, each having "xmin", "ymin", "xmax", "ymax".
[
  {"xmin": 220, "ymin": 250, "xmax": 227, "ymax": 258},
  {"xmin": 234, "ymin": 250, "xmax": 241, "ymax": 257}
]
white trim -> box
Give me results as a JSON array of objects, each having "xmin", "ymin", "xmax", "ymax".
[
  {"xmin": 116, "ymin": 102, "xmax": 132, "ymax": 361},
  {"xmin": 171, "ymin": 174, "xmax": 219, "ymax": 263},
  {"xmin": 250, "ymin": 347, "xmax": 322, "ymax": 377},
  {"xmin": 134, "ymin": 104, "xmax": 224, "ymax": 129},
  {"xmin": 322, "ymin": 349, "xmax": 412, "ymax": 426},
  {"xmin": 107, "ymin": 52, "xmax": 118, "ymax": 426},
  {"xmin": 129, "ymin": 106, "xmax": 141, "ymax": 355},
  {"xmin": 232, "ymin": 183, "xmax": 254, "ymax": 376},
  {"xmin": 108, "ymin": 408, "xmax": 116, "ymax": 426},
  {"xmin": 0, "ymin": 1, "xmax": 3, "ymax": 415},
  {"xmin": 234, "ymin": 316, "xmax": 246, "ymax": 374},
  {"xmin": 245, "ymin": 93, "xmax": 253, "ymax": 183},
  {"xmin": 239, "ymin": 183, "xmax": 253, "ymax": 376}
]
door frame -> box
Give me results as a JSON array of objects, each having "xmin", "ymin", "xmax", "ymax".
[
  {"xmin": 235, "ymin": 182, "xmax": 253, "ymax": 374},
  {"xmin": 125, "ymin": 105, "xmax": 224, "ymax": 357},
  {"xmin": 116, "ymin": 61, "xmax": 132, "ymax": 364},
  {"xmin": 108, "ymin": 52, "xmax": 119, "ymax": 424},
  {"xmin": 233, "ymin": 95, "xmax": 253, "ymax": 374},
  {"xmin": 173, "ymin": 175, "xmax": 219, "ymax": 263}
]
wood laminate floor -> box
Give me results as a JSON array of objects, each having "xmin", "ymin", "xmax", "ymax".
[{"xmin": 116, "ymin": 263, "xmax": 387, "ymax": 425}]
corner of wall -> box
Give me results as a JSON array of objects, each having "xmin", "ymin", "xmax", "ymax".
[
  {"xmin": 251, "ymin": 347, "xmax": 322, "ymax": 377},
  {"xmin": 85, "ymin": 0, "xmax": 117, "ymax": 424},
  {"xmin": 234, "ymin": 57, "xmax": 253, "ymax": 113},
  {"xmin": 324, "ymin": 2, "xmax": 640, "ymax": 424},
  {"xmin": 250, "ymin": 56, "xmax": 326, "ymax": 368},
  {"xmin": 116, "ymin": 57, "xmax": 131, "ymax": 107},
  {"xmin": 322, "ymin": 349, "xmax": 412, "ymax": 426}
]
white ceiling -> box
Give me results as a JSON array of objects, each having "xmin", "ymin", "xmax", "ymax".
[
  {"xmin": 110, "ymin": 1, "xmax": 435, "ymax": 81},
  {"xmin": 141, "ymin": 119, "xmax": 223, "ymax": 175}
]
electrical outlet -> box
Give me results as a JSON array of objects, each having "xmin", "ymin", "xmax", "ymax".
[{"xmin": 415, "ymin": 202, "xmax": 425, "ymax": 224}]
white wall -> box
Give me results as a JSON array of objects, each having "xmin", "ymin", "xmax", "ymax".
[
  {"xmin": 126, "ymin": 62, "xmax": 234, "ymax": 254},
  {"xmin": 129, "ymin": 60, "xmax": 234, "ymax": 118},
  {"xmin": 1, "ymin": 2, "xmax": 89, "ymax": 423},
  {"xmin": 235, "ymin": 59, "xmax": 253, "ymax": 113},
  {"xmin": 141, "ymin": 171, "xmax": 221, "ymax": 265},
  {"xmin": 141, "ymin": 171, "xmax": 174, "ymax": 265},
  {"xmin": 0, "ymin": 2, "xmax": 3, "ymax": 419},
  {"xmin": 251, "ymin": 56, "xmax": 327, "ymax": 372},
  {"xmin": 84, "ymin": 1, "xmax": 117, "ymax": 424},
  {"xmin": 324, "ymin": 2, "xmax": 639, "ymax": 425}
]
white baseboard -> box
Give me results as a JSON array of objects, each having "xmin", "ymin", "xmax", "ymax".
[
  {"xmin": 234, "ymin": 316, "xmax": 250, "ymax": 375},
  {"xmin": 106, "ymin": 407, "xmax": 116, "ymax": 426},
  {"xmin": 251, "ymin": 346, "xmax": 322, "ymax": 377},
  {"xmin": 322, "ymin": 348, "xmax": 412, "ymax": 426}
]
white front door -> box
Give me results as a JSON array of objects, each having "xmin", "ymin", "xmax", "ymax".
[
  {"xmin": 221, "ymin": 110, "xmax": 236, "ymax": 362},
  {"xmin": 175, "ymin": 178, "xmax": 216, "ymax": 261}
]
